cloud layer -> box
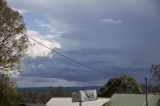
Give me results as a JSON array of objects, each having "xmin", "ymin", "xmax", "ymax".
[
  {"xmin": 100, "ymin": 18, "xmax": 122, "ymax": 24},
  {"xmin": 7, "ymin": 0, "xmax": 160, "ymax": 87}
]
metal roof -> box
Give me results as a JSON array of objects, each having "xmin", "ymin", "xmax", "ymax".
[
  {"xmin": 106, "ymin": 94, "xmax": 160, "ymax": 106},
  {"xmin": 46, "ymin": 97, "xmax": 110, "ymax": 106}
]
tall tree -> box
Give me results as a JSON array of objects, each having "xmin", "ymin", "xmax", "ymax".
[
  {"xmin": 151, "ymin": 64, "xmax": 160, "ymax": 81},
  {"xmin": 100, "ymin": 75, "xmax": 142, "ymax": 97},
  {"xmin": 0, "ymin": 0, "xmax": 28, "ymax": 74},
  {"xmin": 0, "ymin": 0, "xmax": 28, "ymax": 105},
  {"xmin": 151, "ymin": 64, "xmax": 160, "ymax": 104},
  {"xmin": 0, "ymin": 74, "xmax": 24, "ymax": 106}
]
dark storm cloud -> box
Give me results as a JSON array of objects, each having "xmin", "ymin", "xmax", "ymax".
[{"xmin": 20, "ymin": 48, "xmax": 150, "ymax": 82}]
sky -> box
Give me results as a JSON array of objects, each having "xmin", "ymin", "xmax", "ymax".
[{"xmin": 7, "ymin": 0, "xmax": 160, "ymax": 87}]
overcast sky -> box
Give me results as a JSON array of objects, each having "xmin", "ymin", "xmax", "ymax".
[{"xmin": 7, "ymin": 0, "xmax": 160, "ymax": 87}]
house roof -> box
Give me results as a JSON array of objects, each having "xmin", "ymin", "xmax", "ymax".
[
  {"xmin": 46, "ymin": 97, "xmax": 110, "ymax": 106},
  {"xmin": 106, "ymin": 94, "xmax": 160, "ymax": 106}
]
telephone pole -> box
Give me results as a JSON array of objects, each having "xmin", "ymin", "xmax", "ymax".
[
  {"xmin": 144, "ymin": 76, "xmax": 148, "ymax": 106},
  {"xmin": 79, "ymin": 101, "xmax": 82, "ymax": 106}
]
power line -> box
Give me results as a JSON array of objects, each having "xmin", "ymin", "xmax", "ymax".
[
  {"xmin": 0, "ymin": 4, "xmax": 105, "ymax": 73},
  {"xmin": 21, "ymin": 32, "xmax": 105, "ymax": 73}
]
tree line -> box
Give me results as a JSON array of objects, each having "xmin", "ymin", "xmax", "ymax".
[{"xmin": 22, "ymin": 87, "xmax": 71, "ymax": 104}]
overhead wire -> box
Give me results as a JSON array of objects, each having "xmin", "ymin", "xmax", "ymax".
[
  {"xmin": 0, "ymin": 3, "xmax": 105, "ymax": 73},
  {"xmin": 21, "ymin": 32, "xmax": 105, "ymax": 73}
]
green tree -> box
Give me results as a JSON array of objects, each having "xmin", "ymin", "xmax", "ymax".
[
  {"xmin": 151, "ymin": 64, "xmax": 160, "ymax": 105},
  {"xmin": 0, "ymin": 0, "xmax": 28, "ymax": 74},
  {"xmin": 100, "ymin": 75, "xmax": 142, "ymax": 97},
  {"xmin": 157, "ymin": 99, "xmax": 160, "ymax": 106},
  {"xmin": 0, "ymin": 74, "xmax": 24, "ymax": 106},
  {"xmin": 49, "ymin": 87, "xmax": 71, "ymax": 97},
  {"xmin": 151, "ymin": 64, "xmax": 160, "ymax": 81},
  {"xmin": 0, "ymin": 0, "xmax": 28, "ymax": 105}
]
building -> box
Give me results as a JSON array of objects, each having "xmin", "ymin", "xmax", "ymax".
[
  {"xmin": 105, "ymin": 94, "xmax": 160, "ymax": 106},
  {"xmin": 46, "ymin": 97, "xmax": 110, "ymax": 106}
]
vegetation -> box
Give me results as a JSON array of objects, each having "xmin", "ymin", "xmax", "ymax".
[
  {"xmin": 140, "ymin": 83, "xmax": 160, "ymax": 93},
  {"xmin": 151, "ymin": 64, "xmax": 160, "ymax": 81},
  {"xmin": 48, "ymin": 87, "xmax": 71, "ymax": 97},
  {"xmin": 0, "ymin": 75, "xmax": 24, "ymax": 106},
  {"xmin": 100, "ymin": 75, "xmax": 142, "ymax": 97},
  {"xmin": 22, "ymin": 87, "xmax": 71, "ymax": 104},
  {"xmin": 0, "ymin": 0, "xmax": 28, "ymax": 74},
  {"xmin": 0, "ymin": 0, "xmax": 28, "ymax": 105},
  {"xmin": 151, "ymin": 64, "xmax": 160, "ymax": 105},
  {"xmin": 103, "ymin": 101, "xmax": 112, "ymax": 106},
  {"xmin": 0, "ymin": 0, "xmax": 71, "ymax": 105},
  {"xmin": 157, "ymin": 99, "xmax": 160, "ymax": 106},
  {"xmin": 0, "ymin": 0, "xmax": 159, "ymax": 105}
]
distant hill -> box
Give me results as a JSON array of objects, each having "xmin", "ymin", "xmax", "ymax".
[{"xmin": 18, "ymin": 86, "xmax": 101, "ymax": 93}]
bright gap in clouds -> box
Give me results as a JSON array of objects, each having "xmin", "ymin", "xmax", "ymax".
[{"xmin": 26, "ymin": 30, "xmax": 61, "ymax": 58}]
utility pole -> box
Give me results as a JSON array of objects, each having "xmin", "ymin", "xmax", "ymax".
[
  {"xmin": 144, "ymin": 76, "xmax": 148, "ymax": 106},
  {"xmin": 79, "ymin": 101, "xmax": 82, "ymax": 106}
]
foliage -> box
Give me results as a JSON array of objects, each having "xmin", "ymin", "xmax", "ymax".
[
  {"xmin": 0, "ymin": 0, "xmax": 28, "ymax": 105},
  {"xmin": 103, "ymin": 101, "xmax": 112, "ymax": 106},
  {"xmin": 140, "ymin": 83, "xmax": 160, "ymax": 93},
  {"xmin": 23, "ymin": 91, "xmax": 50, "ymax": 104},
  {"xmin": 100, "ymin": 75, "xmax": 142, "ymax": 97},
  {"xmin": 48, "ymin": 87, "xmax": 71, "ymax": 97},
  {"xmin": 151, "ymin": 64, "xmax": 160, "ymax": 81},
  {"xmin": 157, "ymin": 99, "xmax": 160, "ymax": 106},
  {"xmin": 0, "ymin": 74, "xmax": 24, "ymax": 106},
  {"xmin": 23, "ymin": 87, "xmax": 71, "ymax": 104},
  {"xmin": 149, "ymin": 83, "xmax": 160, "ymax": 93},
  {"xmin": 150, "ymin": 64, "xmax": 160, "ymax": 106},
  {"xmin": 0, "ymin": 0, "xmax": 28, "ymax": 74}
]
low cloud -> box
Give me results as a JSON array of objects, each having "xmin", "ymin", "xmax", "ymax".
[
  {"xmin": 35, "ymin": 19, "xmax": 72, "ymax": 37},
  {"xmin": 20, "ymin": 48, "xmax": 150, "ymax": 83},
  {"xmin": 14, "ymin": 76, "xmax": 107, "ymax": 87},
  {"xmin": 26, "ymin": 30, "xmax": 61, "ymax": 58},
  {"xmin": 100, "ymin": 18, "xmax": 122, "ymax": 24}
]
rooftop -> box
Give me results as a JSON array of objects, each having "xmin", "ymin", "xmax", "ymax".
[
  {"xmin": 46, "ymin": 97, "xmax": 110, "ymax": 106},
  {"xmin": 105, "ymin": 94, "xmax": 160, "ymax": 106}
]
